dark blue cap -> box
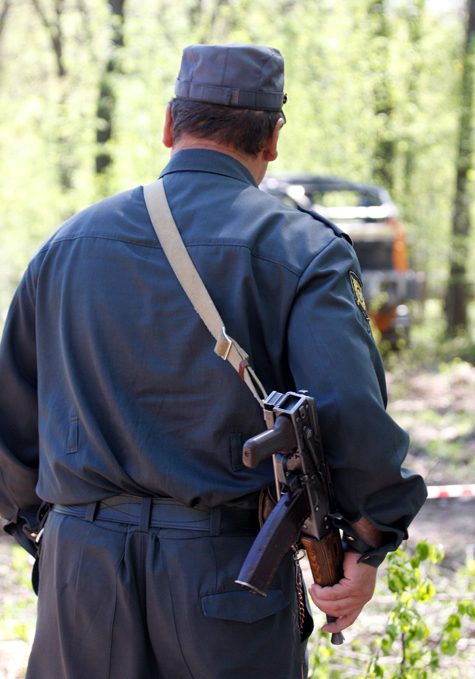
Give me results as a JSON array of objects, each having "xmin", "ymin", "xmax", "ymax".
[{"xmin": 174, "ymin": 43, "xmax": 286, "ymax": 112}]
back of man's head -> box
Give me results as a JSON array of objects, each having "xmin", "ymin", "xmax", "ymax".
[{"xmin": 170, "ymin": 43, "xmax": 286, "ymax": 157}]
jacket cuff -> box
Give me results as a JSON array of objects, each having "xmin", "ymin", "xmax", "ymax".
[
  {"xmin": 3, "ymin": 506, "xmax": 41, "ymax": 557},
  {"xmin": 342, "ymin": 532, "xmax": 387, "ymax": 568}
]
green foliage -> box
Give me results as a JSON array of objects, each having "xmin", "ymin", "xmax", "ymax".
[
  {"xmin": 1, "ymin": 5, "xmax": 474, "ymax": 675},
  {"xmin": 366, "ymin": 542, "xmax": 444, "ymax": 678},
  {"xmin": 382, "ymin": 300, "xmax": 475, "ymax": 367},
  {"xmin": 10, "ymin": 545, "xmax": 35, "ymax": 590},
  {"xmin": 0, "ymin": 545, "xmax": 36, "ymax": 645},
  {"xmin": 309, "ymin": 539, "xmax": 475, "ymax": 679},
  {"xmin": 0, "ymin": 0, "xmax": 474, "ymax": 333}
]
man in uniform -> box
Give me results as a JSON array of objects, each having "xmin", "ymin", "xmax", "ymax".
[{"xmin": 0, "ymin": 44, "xmax": 426, "ymax": 678}]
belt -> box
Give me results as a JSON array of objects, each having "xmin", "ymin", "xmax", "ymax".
[{"xmin": 53, "ymin": 494, "xmax": 260, "ymax": 536}]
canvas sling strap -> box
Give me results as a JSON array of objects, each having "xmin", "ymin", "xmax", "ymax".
[{"xmin": 143, "ymin": 178, "xmax": 268, "ymax": 410}]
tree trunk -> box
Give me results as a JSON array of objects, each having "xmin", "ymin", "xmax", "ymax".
[
  {"xmin": 403, "ymin": 0, "xmax": 424, "ymax": 195},
  {"xmin": 31, "ymin": 0, "xmax": 66, "ymax": 77},
  {"xmin": 95, "ymin": 0, "xmax": 125, "ymax": 176},
  {"xmin": 188, "ymin": 0, "xmax": 232, "ymax": 44},
  {"xmin": 0, "ymin": 0, "xmax": 10, "ymax": 41},
  {"xmin": 31, "ymin": 0, "xmax": 75, "ymax": 193},
  {"xmin": 445, "ymin": 0, "xmax": 475, "ymax": 334},
  {"xmin": 368, "ymin": 0, "xmax": 395, "ymax": 190}
]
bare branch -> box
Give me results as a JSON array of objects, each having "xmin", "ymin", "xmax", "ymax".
[
  {"xmin": 445, "ymin": 0, "xmax": 475, "ymax": 332},
  {"xmin": 95, "ymin": 0, "xmax": 126, "ymax": 176},
  {"xmin": 0, "ymin": 0, "xmax": 11, "ymax": 41},
  {"xmin": 197, "ymin": 0, "xmax": 229, "ymax": 44},
  {"xmin": 30, "ymin": 0, "xmax": 66, "ymax": 77}
]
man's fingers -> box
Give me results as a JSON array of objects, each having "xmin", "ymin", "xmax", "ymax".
[
  {"xmin": 307, "ymin": 550, "xmax": 379, "ymax": 632},
  {"xmin": 321, "ymin": 610, "xmax": 360, "ymax": 634},
  {"xmin": 309, "ymin": 582, "xmax": 349, "ymax": 601},
  {"xmin": 309, "ymin": 582, "xmax": 369, "ymax": 615},
  {"xmin": 309, "ymin": 589, "xmax": 365, "ymax": 618}
]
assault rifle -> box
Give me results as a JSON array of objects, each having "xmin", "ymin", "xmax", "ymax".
[{"xmin": 235, "ymin": 390, "xmax": 345, "ymax": 645}]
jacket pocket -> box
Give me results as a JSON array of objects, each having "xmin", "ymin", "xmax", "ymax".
[
  {"xmin": 67, "ymin": 416, "xmax": 79, "ymax": 454},
  {"xmin": 229, "ymin": 433, "xmax": 244, "ymax": 472},
  {"xmin": 201, "ymin": 589, "xmax": 288, "ymax": 624}
]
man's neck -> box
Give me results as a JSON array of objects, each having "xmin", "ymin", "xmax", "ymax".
[{"xmin": 170, "ymin": 135, "xmax": 268, "ymax": 185}]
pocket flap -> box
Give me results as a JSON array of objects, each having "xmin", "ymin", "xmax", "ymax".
[{"xmin": 201, "ymin": 589, "xmax": 288, "ymax": 624}]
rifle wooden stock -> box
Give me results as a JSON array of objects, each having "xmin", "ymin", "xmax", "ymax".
[
  {"xmin": 301, "ymin": 529, "xmax": 345, "ymax": 645},
  {"xmin": 301, "ymin": 528, "xmax": 343, "ymax": 588},
  {"xmin": 238, "ymin": 390, "xmax": 346, "ymax": 645}
]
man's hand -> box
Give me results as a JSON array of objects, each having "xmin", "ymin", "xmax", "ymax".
[{"xmin": 308, "ymin": 550, "xmax": 378, "ymax": 633}]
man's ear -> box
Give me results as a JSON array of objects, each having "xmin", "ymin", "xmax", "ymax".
[
  {"xmin": 162, "ymin": 103, "xmax": 174, "ymax": 149},
  {"xmin": 262, "ymin": 117, "xmax": 285, "ymax": 162}
]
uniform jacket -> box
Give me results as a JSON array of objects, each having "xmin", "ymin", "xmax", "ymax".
[{"xmin": 0, "ymin": 149, "xmax": 426, "ymax": 556}]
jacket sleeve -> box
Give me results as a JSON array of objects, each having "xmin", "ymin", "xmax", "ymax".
[
  {"xmin": 0, "ymin": 266, "xmax": 42, "ymax": 555},
  {"xmin": 286, "ymin": 235, "xmax": 427, "ymax": 560}
]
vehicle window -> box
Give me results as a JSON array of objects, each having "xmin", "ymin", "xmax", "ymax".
[{"xmin": 311, "ymin": 190, "xmax": 381, "ymax": 208}]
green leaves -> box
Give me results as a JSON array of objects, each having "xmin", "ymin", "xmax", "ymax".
[
  {"xmin": 457, "ymin": 599, "xmax": 475, "ymax": 618},
  {"xmin": 376, "ymin": 539, "xmax": 474, "ymax": 674},
  {"xmin": 386, "ymin": 540, "xmax": 442, "ymax": 601},
  {"xmin": 415, "ymin": 538, "xmax": 445, "ymax": 565},
  {"xmin": 310, "ymin": 538, "xmax": 475, "ymax": 677},
  {"xmin": 440, "ymin": 613, "xmax": 461, "ymax": 656}
]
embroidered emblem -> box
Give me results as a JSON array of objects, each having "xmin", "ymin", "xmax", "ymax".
[{"xmin": 349, "ymin": 271, "xmax": 370, "ymax": 322}]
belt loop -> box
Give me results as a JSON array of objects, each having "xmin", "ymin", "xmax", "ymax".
[
  {"xmin": 210, "ymin": 507, "xmax": 221, "ymax": 537},
  {"xmin": 140, "ymin": 496, "xmax": 153, "ymax": 532},
  {"xmin": 85, "ymin": 501, "xmax": 98, "ymax": 523}
]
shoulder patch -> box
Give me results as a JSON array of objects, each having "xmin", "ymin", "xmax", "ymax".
[
  {"xmin": 297, "ymin": 205, "xmax": 352, "ymax": 244},
  {"xmin": 349, "ymin": 271, "xmax": 370, "ymax": 323}
]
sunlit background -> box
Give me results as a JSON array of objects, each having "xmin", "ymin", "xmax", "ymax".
[
  {"xmin": 0, "ymin": 0, "xmax": 474, "ymax": 342},
  {"xmin": 0, "ymin": 1, "xmax": 475, "ymax": 677}
]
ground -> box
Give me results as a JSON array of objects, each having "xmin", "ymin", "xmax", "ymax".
[{"xmin": 387, "ymin": 359, "xmax": 475, "ymax": 564}]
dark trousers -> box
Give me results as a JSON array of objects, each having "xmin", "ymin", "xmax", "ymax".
[{"xmin": 26, "ymin": 498, "xmax": 310, "ymax": 679}]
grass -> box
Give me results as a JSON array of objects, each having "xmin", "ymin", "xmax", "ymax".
[
  {"xmin": 382, "ymin": 299, "xmax": 475, "ymax": 485},
  {"xmin": 0, "ymin": 543, "xmax": 36, "ymax": 678}
]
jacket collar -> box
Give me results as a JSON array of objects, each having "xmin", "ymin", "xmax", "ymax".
[{"xmin": 159, "ymin": 148, "xmax": 258, "ymax": 188}]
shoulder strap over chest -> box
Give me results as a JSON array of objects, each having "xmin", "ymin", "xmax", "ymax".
[{"xmin": 143, "ymin": 178, "xmax": 268, "ymax": 410}]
